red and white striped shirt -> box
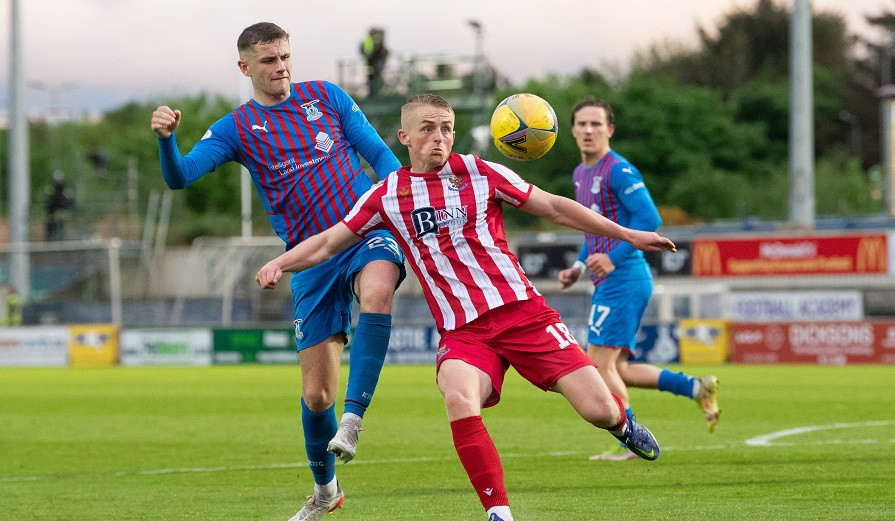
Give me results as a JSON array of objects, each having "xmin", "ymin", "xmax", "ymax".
[{"xmin": 343, "ymin": 153, "xmax": 541, "ymax": 331}]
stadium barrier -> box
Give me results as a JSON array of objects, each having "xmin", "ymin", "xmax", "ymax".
[{"xmin": 3, "ymin": 319, "xmax": 895, "ymax": 367}]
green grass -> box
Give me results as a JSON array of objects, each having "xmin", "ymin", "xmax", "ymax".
[{"xmin": 1, "ymin": 364, "xmax": 893, "ymax": 520}]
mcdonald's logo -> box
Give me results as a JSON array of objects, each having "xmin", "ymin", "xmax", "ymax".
[
  {"xmin": 692, "ymin": 241, "xmax": 722, "ymax": 276},
  {"xmin": 856, "ymin": 236, "xmax": 887, "ymax": 273}
]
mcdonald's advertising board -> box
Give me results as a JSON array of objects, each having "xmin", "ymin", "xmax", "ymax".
[
  {"xmin": 730, "ymin": 321, "xmax": 895, "ymax": 364},
  {"xmin": 692, "ymin": 233, "xmax": 890, "ymax": 277}
]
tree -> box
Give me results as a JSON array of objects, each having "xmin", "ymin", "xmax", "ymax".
[{"xmin": 631, "ymin": 0, "xmax": 873, "ymax": 165}]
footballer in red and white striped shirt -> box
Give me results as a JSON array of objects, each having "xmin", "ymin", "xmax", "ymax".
[{"xmin": 343, "ymin": 152, "xmax": 541, "ymax": 331}]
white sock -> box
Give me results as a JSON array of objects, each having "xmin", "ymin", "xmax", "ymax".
[
  {"xmin": 340, "ymin": 411, "xmax": 362, "ymax": 425},
  {"xmin": 486, "ymin": 505, "xmax": 513, "ymax": 520},
  {"xmin": 691, "ymin": 379, "xmax": 702, "ymax": 399},
  {"xmin": 315, "ymin": 476, "xmax": 338, "ymax": 498}
]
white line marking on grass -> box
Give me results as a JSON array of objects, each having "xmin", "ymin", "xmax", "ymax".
[
  {"xmin": 745, "ymin": 420, "xmax": 895, "ymax": 447},
  {"xmin": 4, "ymin": 423, "xmax": 894, "ymax": 483}
]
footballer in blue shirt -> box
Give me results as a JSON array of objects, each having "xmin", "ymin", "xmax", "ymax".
[
  {"xmin": 557, "ymin": 98, "xmax": 721, "ymax": 461},
  {"xmin": 150, "ymin": 22, "xmax": 404, "ymax": 519}
]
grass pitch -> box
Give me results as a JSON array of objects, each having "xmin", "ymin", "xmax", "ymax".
[{"xmin": 1, "ymin": 364, "xmax": 893, "ymax": 520}]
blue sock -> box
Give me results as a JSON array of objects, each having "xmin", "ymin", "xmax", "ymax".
[
  {"xmin": 344, "ymin": 313, "xmax": 391, "ymax": 418},
  {"xmin": 301, "ymin": 398, "xmax": 337, "ymax": 485},
  {"xmin": 658, "ymin": 369, "xmax": 697, "ymax": 398}
]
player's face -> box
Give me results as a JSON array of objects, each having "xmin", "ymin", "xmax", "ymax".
[
  {"xmin": 239, "ymin": 38, "xmax": 292, "ymax": 105},
  {"xmin": 572, "ymin": 106, "xmax": 614, "ymax": 157},
  {"xmin": 399, "ymin": 105, "xmax": 455, "ymax": 173}
]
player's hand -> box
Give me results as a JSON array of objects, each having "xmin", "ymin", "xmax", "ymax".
[
  {"xmin": 628, "ymin": 230, "xmax": 676, "ymax": 253},
  {"xmin": 256, "ymin": 262, "xmax": 284, "ymax": 289},
  {"xmin": 586, "ymin": 253, "xmax": 615, "ymax": 277},
  {"xmin": 557, "ymin": 266, "xmax": 582, "ymax": 292},
  {"xmin": 151, "ymin": 106, "xmax": 181, "ymax": 138}
]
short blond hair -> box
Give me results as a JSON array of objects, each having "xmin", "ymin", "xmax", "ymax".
[{"xmin": 401, "ymin": 93, "xmax": 453, "ymax": 127}]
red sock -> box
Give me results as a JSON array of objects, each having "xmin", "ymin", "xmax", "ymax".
[
  {"xmin": 450, "ymin": 415, "xmax": 509, "ymax": 510},
  {"xmin": 607, "ymin": 393, "xmax": 628, "ymax": 432}
]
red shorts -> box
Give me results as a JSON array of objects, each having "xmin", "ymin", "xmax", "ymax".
[{"xmin": 436, "ymin": 296, "xmax": 594, "ymax": 408}]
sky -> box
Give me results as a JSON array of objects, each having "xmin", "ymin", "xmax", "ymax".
[{"xmin": 0, "ymin": 0, "xmax": 892, "ymax": 119}]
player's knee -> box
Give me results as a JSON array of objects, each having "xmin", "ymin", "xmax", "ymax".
[
  {"xmin": 356, "ymin": 267, "xmax": 399, "ymax": 314},
  {"xmin": 357, "ymin": 291, "xmax": 394, "ymax": 314},
  {"xmin": 302, "ymin": 386, "xmax": 336, "ymax": 411},
  {"xmin": 357, "ymin": 279, "xmax": 397, "ymax": 313},
  {"xmin": 441, "ymin": 387, "xmax": 480, "ymax": 417},
  {"xmin": 583, "ymin": 395, "xmax": 621, "ymax": 428}
]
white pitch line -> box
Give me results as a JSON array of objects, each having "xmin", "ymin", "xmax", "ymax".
[
  {"xmin": 3, "ymin": 422, "xmax": 894, "ymax": 483},
  {"xmin": 744, "ymin": 420, "xmax": 895, "ymax": 447}
]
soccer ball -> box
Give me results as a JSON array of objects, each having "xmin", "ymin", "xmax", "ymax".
[{"xmin": 489, "ymin": 93, "xmax": 558, "ymax": 161}]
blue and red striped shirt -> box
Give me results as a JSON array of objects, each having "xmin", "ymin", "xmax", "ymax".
[
  {"xmin": 572, "ymin": 150, "xmax": 660, "ymax": 285},
  {"xmin": 158, "ymin": 81, "xmax": 400, "ymax": 248}
]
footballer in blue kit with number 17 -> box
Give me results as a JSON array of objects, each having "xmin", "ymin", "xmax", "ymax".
[
  {"xmin": 150, "ymin": 22, "xmax": 405, "ymax": 520},
  {"xmin": 558, "ymin": 98, "xmax": 721, "ymax": 461}
]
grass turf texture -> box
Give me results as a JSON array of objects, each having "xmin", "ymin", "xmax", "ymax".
[{"xmin": 1, "ymin": 364, "xmax": 893, "ymax": 520}]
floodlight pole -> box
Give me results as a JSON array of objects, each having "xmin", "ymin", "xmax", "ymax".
[
  {"xmin": 240, "ymin": 77, "xmax": 253, "ymax": 237},
  {"xmin": 467, "ymin": 19, "xmax": 486, "ymax": 128},
  {"xmin": 788, "ymin": 0, "xmax": 815, "ymax": 228},
  {"xmin": 878, "ymin": 85, "xmax": 895, "ymax": 217},
  {"xmin": 7, "ymin": 0, "xmax": 31, "ymax": 302}
]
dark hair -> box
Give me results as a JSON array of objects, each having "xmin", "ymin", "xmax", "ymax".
[
  {"xmin": 237, "ymin": 22, "xmax": 289, "ymax": 53},
  {"xmin": 571, "ymin": 97, "xmax": 614, "ymax": 127}
]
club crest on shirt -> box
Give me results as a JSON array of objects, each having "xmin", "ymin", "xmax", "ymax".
[
  {"xmin": 301, "ymin": 100, "xmax": 323, "ymax": 121},
  {"xmin": 447, "ymin": 174, "xmax": 468, "ymax": 192},
  {"xmin": 398, "ymin": 186, "xmax": 411, "ymax": 198}
]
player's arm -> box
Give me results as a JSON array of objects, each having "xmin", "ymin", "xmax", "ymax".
[
  {"xmin": 605, "ymin": 166, "xmax": 663, "ymax": 265},
  {"xmin": 151, "ymin": 108, "xmax": 235, "ymax": 189},
  {"xmin": 353, "ymin": 131, "xmax": 401, "ymax": 179},
  {"xmin": 325, "ymin": 82, "xmax": 401, "ymax": 179},
  {"xmin": 520, "ymin": 186, "xmax": 675, "ymax": 253},
  {"xmin": 256, "ymin": 223, "xmax": 362, "ymax": 289}
]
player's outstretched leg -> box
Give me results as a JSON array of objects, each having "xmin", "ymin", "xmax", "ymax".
[
  {"xmin": 611, "ymin": 417, "xmax": 660, "ymax": 460},
  {"xmin": 328, "ymin": 313, "xmax": 391, "ymax": 463},
  {"xmin": 290, "ymin": 481, "xmax": 344, "ymax": 521},
  {"xmin": 696, "ymin": 375, "xmax": 720, "ymax": 432}
]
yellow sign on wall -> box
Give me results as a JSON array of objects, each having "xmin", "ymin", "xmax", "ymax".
[
  {"xmin": 69, "ymin": 325, "xmax": 119, "ymax": 367},
  {"xmin": 677, "ymin": 319, "xmax": 728, "ymax": 365}
]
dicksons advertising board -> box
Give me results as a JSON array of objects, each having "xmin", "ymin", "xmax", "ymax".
[{"xmin": 731, "ymin": 321, "xmax": 895, "ymax": 365}]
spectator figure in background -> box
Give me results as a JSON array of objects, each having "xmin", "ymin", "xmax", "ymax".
[
  {"xmin": 557, "ymin": 97, "xmax": 720, "ymax": 461},
  {"xmin": 1, "ymin": 285, "xmax": 23, "ymax": 327},
  {"xmin": 45, "ymin": 170, "xmax": 73, "ymax": 241},
  {"xmin": 150, "ymin": 22, "xmax": 405, "ymax": 521},
  {"xmin": 257, "ymin": 93, "xmax": 675, "ymax": 521},
  {"xmin": 360, "ymin": 27, "xmax": 388, "ymax": 97}
]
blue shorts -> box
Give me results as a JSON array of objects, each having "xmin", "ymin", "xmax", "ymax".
[
  {"xmin": 289, "ymin": 230, "xmax": 405, "ymax": 350},
  {"xmin": 586, "ymin": 276, "xmax": 652, "ymax": 352}
]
